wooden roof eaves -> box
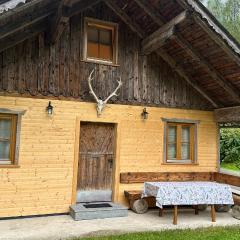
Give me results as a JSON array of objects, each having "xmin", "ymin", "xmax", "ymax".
[
  {"xmin": 0, "ymin": 1, "xmax": 57, "ymax": 41},
  {"xmin": 0, "ymin": 0, "xmax": 45, "ymax": 20},
  {"xmin": 135, "ymin": 3, "xmax": 219, "ymax": 107},
  {"xmin": 104, "ymin": 0, "xmax": 145, "ymax": 39},
  {"xmin": 0, "ymin": 0, "xmax": 27, "ymax": 14},
  {"xmin": 177, "ymin": 0, "xmax": 240, "ymax": 65},
  {"xmin": 173, "ymin": 32, "xmax": 240, "ymax": 104}
]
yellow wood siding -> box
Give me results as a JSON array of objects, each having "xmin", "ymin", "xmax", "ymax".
[{"xmin": 0, "ymin": 96, "xmax": 218, "ymax": 217}]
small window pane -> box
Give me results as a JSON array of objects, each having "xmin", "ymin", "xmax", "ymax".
[
  {"xmin": 99, "ymin": 44, "xmax": 112, "ymax": 61},
  {"xmin": 168, "ymin": 126, "xmax": 176, "ymax": 142},
  {"xmin": 182, "ymin": 126, "xmax": 190, "ymax": 142},
  {"xmin": 181, "ymin": 143, "xmax": 190, "ymax": 160},
  {"xmin": 99, "ymin": 29, "xmax": 112, "ymax": 45},
  {"xmin": 0, "ymin": 141, "xmax": 10, "ymax": 160},
  {"xmin": 0, "ymin": 119, "xmax": 11, "ymax": 139},
  {"xmin": 87, "ymin": 42, "xmax": 99, "ymax": 58},
  {"xmin": 88, "ymin": 27, "xmax": 98, "ymax": 43},
  {"xmin": 168, "ymin": 143, "xmax": 177, "ymax": 159}
]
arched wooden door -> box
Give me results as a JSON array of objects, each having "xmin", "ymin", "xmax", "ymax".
[{"xmin": 77, "ymin": 122, "xmax": 115, "ymax": 202}]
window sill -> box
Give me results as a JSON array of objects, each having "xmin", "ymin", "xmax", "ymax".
[
  {"xmin": 162, "ymin": 162, "xmax": 199, "ymax": 166},
  {"xmin": 81, "ymin": 59, "xmax": 120, "ymax": 67},
  {"xmin": 0, "ymin": 165, "xmax": 20, "ymax": 168}
]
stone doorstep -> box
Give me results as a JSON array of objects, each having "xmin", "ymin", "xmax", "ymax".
[{"xmin": 70, "ymin": 202, "xmax": 128, "ymax": 221}]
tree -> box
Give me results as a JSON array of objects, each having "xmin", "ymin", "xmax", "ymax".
[{"xmin": 220, "ymin": 128, "xmax": 240, "ymax": 170}]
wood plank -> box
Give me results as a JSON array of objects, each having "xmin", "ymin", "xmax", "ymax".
[
  {"xmin": 142, "ymin": 26, "xmax": 176, "ymax": 55},
  {"xmin": 104, "ymin": 0, "xmax": 145, "ymax": 39},
  {"xmin": 0, "ymin": 19, "xmax": 48, "ymax": 53},
  {"xmin": 214, "ymin": 172, "xmax": 240, "ymax": 187},
  {"xmin": 142, "ymin": 11, "xmax": 189, "ymax": 54},
  {"xmin": 173, "ymin": 33, "xmax": 240, "ymax": 103},
  {"xmin": 157, "ymin": 50, "xmax": 219, "ymax": 108},
  {"xmin": 67, "ymin": 0, "xmax": 101, "ymax": 18},
  {"xmin": 214, "ymin": 106, "xmax": 240, "ymax": 123},
  {"xmin": 135, "ymin": 0, "xmax": 165, "ymax": 25},
  {"xmin": 120, "ymin": 172, "xmax": 214, "ymax": 184},
  {"xmin": 233, "ymin": 194, "xmax": 240, "ymax": 205}
]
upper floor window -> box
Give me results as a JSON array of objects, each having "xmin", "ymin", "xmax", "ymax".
[
  {"xmin": 84, "ymin": 18, "xmax": 118, "ymax": 64},
  {"xmin": 162, "ymin": 118, "xmax": 199, "ymax": 164},
  {"xmin": 0, "ymin": 114, "xmax": 17, "ymax": 165}
]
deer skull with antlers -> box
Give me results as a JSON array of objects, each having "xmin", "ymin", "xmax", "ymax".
[{"xmin": 88, "ymin": 69, "xmax": 122, "ymax": 116}]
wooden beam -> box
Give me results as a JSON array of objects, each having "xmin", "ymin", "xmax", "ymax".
[
  {"xmin": 104, "ymin": 0, "xmax": 145, "ymax": 39},
  {"xmin": 142, "ymin": 26, "xmax": 175, "ymax": 55},
  {"xmin": 46, "ymin": 0, "xmax": 72, "ymax": 44},
  {"xmin": 141, "ymin": 11, "xmax": 189, "ymax": 54},
  {"xmin": 135, "ymin": 0, "xmax": 165, "ymax": 25},
  {"xmin": 67, "ymin": 0, "xmax": 101, "ymax": 18},
  {"xmin": 0, "ymin": 19, "xmax": 48, "ymax": 53},
  {"xmin": 173, "ymin": 33, "xmax": 240, "ymax": 103},
  {"xmin": 157, "ymin": 49, "xmax": 219, "ymax": 108},
  {"xmin": 120, "ymin": 172, "xmax": 214, "ymax": 184},
  {"xmin": 0, "ymin": 0, "xmax": 57, "ymax": 41},
  {"xmin": 46, "ymin": 0, "xmax": 102, "ymax": 44},
  {"xmin": 214, "ymin": 106, "xmax": 240, "ymax": 122}
]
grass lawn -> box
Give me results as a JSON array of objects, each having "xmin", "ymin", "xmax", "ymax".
[
  {"xmin": 221, "ymin": 162, "xmax": 240, "ymax": 172},
  {"xmin": 74, "ymin": 227, "xmax": 240, "ymax": 240}
]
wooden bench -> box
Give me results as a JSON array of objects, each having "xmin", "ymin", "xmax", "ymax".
[{"xmin": 233, "ymin": 194, "xmax": 240, "ymax": 205}]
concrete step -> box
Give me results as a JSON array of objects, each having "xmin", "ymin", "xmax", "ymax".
[{"xmin": 70, "ymin": 202, "xmax": 128, "ymax": 221}]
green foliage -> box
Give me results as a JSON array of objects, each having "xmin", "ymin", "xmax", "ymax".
[
  {"xmin": 220, "ymin": 128, "xmax": 240, "ymax": 169},
  {"xmin": 200, "ymin": 0, "xmax": 240, "ymax": 42},
  {"xmin": 74, "ymin": 227, "xmax": 240, "ymax": 240}
]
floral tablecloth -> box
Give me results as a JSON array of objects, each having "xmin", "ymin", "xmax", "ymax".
[{"xmin": 142, "ymin": 181, "xmax": 234, "ymax": 208}]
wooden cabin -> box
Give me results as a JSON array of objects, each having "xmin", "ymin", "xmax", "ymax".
[{"xmin": 0, "ymin": 0, "xmax": 240, "ymax": 218}]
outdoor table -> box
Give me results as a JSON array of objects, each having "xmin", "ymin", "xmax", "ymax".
[{"xmin": 142, "ymin": 181, "xmax": 234, "ymax": 225}]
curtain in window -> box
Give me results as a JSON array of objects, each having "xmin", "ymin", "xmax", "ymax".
[
  {"xmin": 168, "ymin": 126, "xmax": 177, "ymax": 159},
  {"xmin": 181, "ymin": 126, "xmax": 190, "ymax": 160},
  {"xmin": 0, "ymin": 119, "xmax": 11, "ymax": 160}
]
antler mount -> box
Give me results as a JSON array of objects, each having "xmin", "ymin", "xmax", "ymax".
[{"xmin": 88, "ymin": 69, "xmax": 122, "ymax": 116}]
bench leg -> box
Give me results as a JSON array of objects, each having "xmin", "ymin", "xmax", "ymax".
[
  {"xmin": 211, "ymin": 205, "xmax": 216, "ymax": 222},
  {"xmin": 159, "ymin": 207, "xmax": 163, "ymax": 217},
  {"xmin": 173, "ymin": 205, "xmax": 178, "ymax": 225}
]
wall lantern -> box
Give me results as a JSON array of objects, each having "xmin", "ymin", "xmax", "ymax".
[
  {"xmin": 141, "ymin": 108, "xmax": 149, "ymax": 120},
  {"xmin": 46, "ymin": 101, "xmax": 53, "ymax": 115}
]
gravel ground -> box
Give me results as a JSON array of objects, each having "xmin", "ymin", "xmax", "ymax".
[{"xmin": 0, "ymin": 208, "xmax": 239, "ymax": 240}]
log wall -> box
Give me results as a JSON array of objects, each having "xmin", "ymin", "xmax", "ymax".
[
  {"xmin": 0, "ymin": 96, "xmax": 217, "ymax": 217},
  {"xmin": 0, "ymin": 3, "xmax": 212, "ymax": 110}
]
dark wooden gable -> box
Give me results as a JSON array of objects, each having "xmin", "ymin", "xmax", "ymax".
[{"xmin": 0, "ymin": 0, "xmax": 240, "ymax": 110}]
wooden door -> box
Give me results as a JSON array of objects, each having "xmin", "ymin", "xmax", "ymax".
[{"xmin": 77, "ymin": 122, "xmax": 115, "ymax": 202}]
